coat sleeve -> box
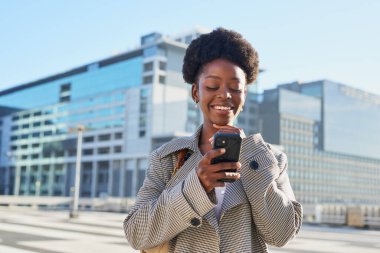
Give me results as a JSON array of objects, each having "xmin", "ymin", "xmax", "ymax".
[
  {"xmin": 123, "ymin": 150, "xmax": 215, "ymax": 250},
  {"xmin": 240, "ymin": 136, "xmax": 303, "ymax": 247}
]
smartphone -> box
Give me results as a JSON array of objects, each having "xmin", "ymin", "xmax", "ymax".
[{"xmin": 211, "ymin": 132, "xmax": 242, "ymax": 183}]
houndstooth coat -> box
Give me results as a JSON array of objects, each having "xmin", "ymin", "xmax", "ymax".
[{"xmin": 124, "ymin": 126, "xmax": 303, "ymax": 252}]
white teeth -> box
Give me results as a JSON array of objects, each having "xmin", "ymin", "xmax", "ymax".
[{"xmin": 214, "ymin": 106, "xmax": 231, "ymax": 111}]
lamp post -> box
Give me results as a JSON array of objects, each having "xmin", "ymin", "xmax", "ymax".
[
  {"xmin": 70, "ymin": 125, "xmax": 85, "ymax": 218},
  {"xmin": 6, "ymin": 151, "xmax": 19, "ymax": 196}
]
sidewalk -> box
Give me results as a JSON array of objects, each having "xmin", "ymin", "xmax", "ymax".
[{"xmin": 1, "ymin": 207, "xmax": 379, "ymax": 253}]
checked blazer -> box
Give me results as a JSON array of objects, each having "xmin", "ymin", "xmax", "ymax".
[{"xmin": 124, "ymin": 126, "xmax": 303, "ymax": 252}]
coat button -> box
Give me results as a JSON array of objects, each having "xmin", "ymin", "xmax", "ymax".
[
  {"xmin": 190, "ymin": 217, "xmax": 201, "ymax": 226},
  {"xmin": 249, "ymin": 160, "xmax": 259, "ymax": 170}
]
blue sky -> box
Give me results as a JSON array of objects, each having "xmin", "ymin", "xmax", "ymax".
[{"xmin": 0, "ymin": 0, "xmax": 379, "ymax": 95}]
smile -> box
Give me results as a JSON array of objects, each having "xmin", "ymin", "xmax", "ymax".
[{"xmin": 211, "ymin": 105, "xmax": 234, "ymax": 111}]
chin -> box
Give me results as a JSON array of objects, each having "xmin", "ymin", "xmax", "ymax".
[{"xmin": 212, "ymin": 118, "xmax": 234, "ymax": 126}]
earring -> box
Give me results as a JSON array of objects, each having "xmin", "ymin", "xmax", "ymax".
[{"xmin": 194, "ymin": 100, "xmax": 199, "ymax": 109}]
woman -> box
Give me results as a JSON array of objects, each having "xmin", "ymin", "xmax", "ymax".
[{"xmin": 124, "ymin": 28, "xmax": 302, "ymax": 252}]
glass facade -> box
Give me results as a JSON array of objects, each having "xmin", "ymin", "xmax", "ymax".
[
  {"xmin": 322, "ymin": 81, "xmax": 380, "ymax": 159},
  {"xmin": 257, "ymin": 81, "xmax": 380, "ymax": 207},
  {"xmin": 281, "ymin": 116, "xmax": 380, "ymax": 205},
  {"xmin": 0, "ymin": 57, "xmax": 143, "ymax": 110}
]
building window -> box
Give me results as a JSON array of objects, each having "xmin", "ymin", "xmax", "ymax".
[
  {"xmin": 60, "ymin": 83, "xmax": 71, "ymax": 92},
  {"xmin": 55, "ymin": 150, "xmax": 64, "ymax": 157},
  {"xmin": 159, "ymin": 75, "xmax": 166, "ymax": 84},
  {"xmin": 60, "ymin": 83, "xmax": 71, "ymax": 102},
  {"xmin": 44, "ymin": 131, "xmax": 52, "ymax": 136},
  {"xmin": 143, "ymin": 75, "xmax": 153, "ymax": 84},
  {"xmin": 44, "ymin": 120, "xmax": 53, "ymax": 125},
  {"xmin": 33, "ymin": 111, "xmax": 42, "ymax": 116},
  {"xmin": 12, "ymin": 115, "xmax": 20, "ymax": 121},
  {"xmin": 140, "ymin": 103, "xmax": 147, "ymax": 113},
  {"xmin": 11, "ymin": 125, "xmax": 19, "ymax": 131},
  {"xmin": 114, "ymin": 132, "xmax": 123, "ymax": 139},
  {"xmin": 159, "ymin": 61, "xmax": 166, "ymax": 70},
  {"xmin": 139, "ymin": 116, "xmax": 146, "ymax": 128},
  {"xmin": 139, "ymin": 130, "xmax": 146, "ymax": 138},
  {"xmin": 140, "ymin": 89, "xmax": 149, "ymax": 99},
  {"xmin": 114, "ymin": 146, "xmax": 122, "ymax": 153},
  {"xmin": 43, "ymin": 152, "xmax": 52, "ymax": 158},
  {"xmin": 143, "ymin": 62, "xmax": 153, "ymax": 72},
  {"xmin": 83, "ymin": 149, "xmax": 93, "ymax": 156},
  {"xmin": 98, "ymin": 134, "xmax": 111, "ymax": 141},
  {"xmin": 98, "ymin": 147, "xmax": 110, "ymax": 154},
  {"xmin": 83, "ymin": 136, "xmax": 94, "ymax": 143},
  {"xmin": 33, "ymin": 122, "xmax": 41, "ymax": 127},
  {"xmin": 68, "ymin": 149, "xmax": 77, "ymax": 156},
  {"xmin": 32, "ymin": 132, "xmax": 40, "ymax": 137}
]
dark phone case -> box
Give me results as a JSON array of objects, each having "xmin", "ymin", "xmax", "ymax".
[{"xmin": 211, "ymin": 132, "xmax": 242, "ymax": 183}]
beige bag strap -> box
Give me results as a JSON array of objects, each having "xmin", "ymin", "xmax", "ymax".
[{"xmin": 141, "ymin": 149, "xmax": 190, "ymax": 253}]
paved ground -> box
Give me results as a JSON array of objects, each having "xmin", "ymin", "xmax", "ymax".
[{"xmin": 0, "ymin": 207, "xmax": 379, "ymax": 253}]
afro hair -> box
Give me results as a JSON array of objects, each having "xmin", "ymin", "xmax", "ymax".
[{"xmin": 182, "ymin": 28, "xmax": 259, "ymax": 85}]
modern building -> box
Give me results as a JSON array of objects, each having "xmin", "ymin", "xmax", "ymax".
[
  {"xmin": 258, "ymin": 80, "xmax": 380, "ymax": 207},
  {"xmin": 0, "ymin": 29, "xmax": 206, "ymax": 198},
  {"xmin": 1, "ymin": 28, "xmax": 379, "ymax": 214}
]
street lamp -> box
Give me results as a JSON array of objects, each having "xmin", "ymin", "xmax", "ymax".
[
  {"xmin": 6, "ymin": 151, "xmax": 19, "ymax": 196},
  {"xmin": 70, "ymin": 125, "xmax": 85, "ymax": 218}
]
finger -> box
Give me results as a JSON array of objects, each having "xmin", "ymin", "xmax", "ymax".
[
  {"xmin": 215, "ymin": 162, "xmax": 241, "ymax": 170},
  {"xmin": 214, "ymin": 126, "xmax": 238, "ymax": 134},
  {"xmin": 214, "ymin": 170, "xmax": 241, "ymax": 181},
  {"xmin": 202, "ymin": 148, "xmax": 226, "ymax": 163}
]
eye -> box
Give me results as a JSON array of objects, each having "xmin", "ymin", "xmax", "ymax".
[
  {"xmin": 206, "ymin": 86, "xmax": 219, "ymax": 90},
  {"xmin": 231, "ymin": 89, "xmax": 243, "ymax": 93}
]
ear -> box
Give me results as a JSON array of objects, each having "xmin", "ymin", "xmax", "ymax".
[{"xmin": 191, "ymin": 84, "xmax": 199, "ymax": 102}]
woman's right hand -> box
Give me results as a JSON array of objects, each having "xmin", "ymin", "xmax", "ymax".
[{"xmin": 196, "ymin": 148, "xmax": 241, "ymax": 193}]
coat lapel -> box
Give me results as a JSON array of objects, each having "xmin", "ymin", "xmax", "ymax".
[
  {"xmin": 165, "ymin": 151, "xmax": 199, "ymax": 189},
  {"xmin": 220, "ymin": 179, "xmax": 248, "ymax": 218}
]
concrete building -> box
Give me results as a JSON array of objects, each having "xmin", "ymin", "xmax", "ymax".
[
  {"xmin": 1, "ymin": 28, "xmax": 379, "ymax": 218},
  {"xmin": 258, "ymin": 80, "xmax": 380, "ymax": 207},
  {"xmin": 0, "ymin": 29, "xmax": 205, "ymax": 197}
]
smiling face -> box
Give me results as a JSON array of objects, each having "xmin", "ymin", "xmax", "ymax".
[{"xmin": 192, "ymin": 59, "xmax": 247, "ymax": 128}]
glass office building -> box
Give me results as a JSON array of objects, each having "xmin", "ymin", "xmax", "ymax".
[
  {"xmin": 0, "ymin": 29, "xmax": 205, "ymax": 197},
  {"xmin": 259, "ymin": 80, "xmax": 380, "ymax": 207},
  {"xmin": 1, "ymin": 28, "xmax": 379, "ymax": 213}
]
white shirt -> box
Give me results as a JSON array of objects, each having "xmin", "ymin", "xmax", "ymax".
[{"xmin": 215, "ymin": 185, "xmax": 226, "ymax": 221}]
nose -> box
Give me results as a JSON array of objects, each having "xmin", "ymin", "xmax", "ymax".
[{"xmin": 217, "ymin": 86, "xmax": 232, "ymax": 100}]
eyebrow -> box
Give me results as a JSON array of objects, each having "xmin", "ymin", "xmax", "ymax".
[{"xmin": 205, "ymin": 75, "xmax": 241, "ymax": 82}]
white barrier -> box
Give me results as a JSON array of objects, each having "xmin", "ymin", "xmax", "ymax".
[{"xmin": 0, "ymin": 195, "xmax": 136, "ymax": 212}]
